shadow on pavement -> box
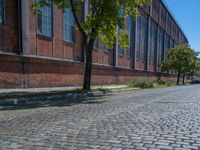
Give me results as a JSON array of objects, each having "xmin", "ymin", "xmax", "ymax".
[{"xmin": 0, "ymin": 93, "xmax": 109, "ymax": 111}]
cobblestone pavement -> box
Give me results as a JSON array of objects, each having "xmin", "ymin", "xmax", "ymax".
[{"xmin": 1, "ymin": 85, "xmax": 200, "ymax": 150}]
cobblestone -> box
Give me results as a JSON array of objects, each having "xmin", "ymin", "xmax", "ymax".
[{"xmin": 1, "ymin": 85, "xmax": 200, "ymax": 149}]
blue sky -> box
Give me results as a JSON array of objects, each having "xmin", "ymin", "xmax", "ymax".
[{"xmin": 164, "ymin": 0, "xmax": 200, "ymax": 52}]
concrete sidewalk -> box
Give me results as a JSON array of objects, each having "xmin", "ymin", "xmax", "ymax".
[
  {"xmin": 0, "ymin": 85, "xmax": 134, "ymax": 108},
  {"xmin": 0, "ymin": 85, "xmax": 129, "ymax": 98}
]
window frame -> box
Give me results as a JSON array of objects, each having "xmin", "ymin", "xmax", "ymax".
[
  {"xmin": 0, "ymin": 0, "xmax": 4, "ymax": 25},
  {"xmin": 63, "ymin": 7, "xmax": 76, "ymax": 43},
  {"xmin": 36, "ymin": 0, "xmax": 53, "ymax": 38},
  {"xmin": 93, "ymin": 39, "xmax": 98, "ymax": 50},
  {"xmin": 136, "ymin": 16, "xmax": 141, "ymax": 60},
  {"xmin": 118, "ymin": 5, "xmax": 125, "ymax": 56},
  {"xmin": 149, "ymin": 20, "xmax": 157, "ymax": 65},
  {"xmin": 104, "ymin": 44, "xmax": 110, "ymax": 53},
  {"xmin": 127, "ymin": 15, "xmax": 133, "ymax": 57},
  {"xmin": 141, "ymin": 15, "xmax": 148, "ymax": 62}
]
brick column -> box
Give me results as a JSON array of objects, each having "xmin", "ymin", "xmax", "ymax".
[{"xmin": 21, "ymin": 0, "xmax": 30, "ymax": 55}]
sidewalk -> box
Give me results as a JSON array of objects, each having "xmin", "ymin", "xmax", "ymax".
[
  {"xmin": 0, "ymin": 85, "xmax": 130, "ymax": 98},
  {"xmin": 0, "ymin": 85, "xmax": 135, "ymax": 109}
]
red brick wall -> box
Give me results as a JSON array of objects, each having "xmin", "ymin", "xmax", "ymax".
[
  {"xmin": 27, "ymin": 1, "xmax": 117, "ymax": 66},
  {"xmin": 91, "ymin": 40, "xmax": 114, "ymax": 66},
  {"xmin": 0, "ymin": 54, "xmax": 177, "ymax": 88},
  {"xmin": 0, "ymin": 0, "xmax": 19, "ymax": 53},
  {"xmin": 28, "ymin": 1, "xmax": 83, "ymax": 62}
]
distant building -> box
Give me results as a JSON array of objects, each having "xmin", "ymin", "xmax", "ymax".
[{"xmin": 0, "ymin": 0, "xmax": 188, "ymax": 88}]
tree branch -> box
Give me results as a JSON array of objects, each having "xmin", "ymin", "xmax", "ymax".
[{"xmin": 69, "ymin": 0, "xmax": 87, "ymax": 40}]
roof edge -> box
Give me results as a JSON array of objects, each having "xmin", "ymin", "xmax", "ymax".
[{"xmin": 161, "ymin": 0, "xmax": 188, "ymax": 42}]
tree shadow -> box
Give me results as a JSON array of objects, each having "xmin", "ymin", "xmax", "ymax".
[{"xmin": 0, "ymin": 93, "xmax": 110, "ymax": 111}]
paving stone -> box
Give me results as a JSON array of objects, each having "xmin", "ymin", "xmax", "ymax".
[{"xmin": 1, "ymin": 85, "xmax": 200, "ymax": 149}]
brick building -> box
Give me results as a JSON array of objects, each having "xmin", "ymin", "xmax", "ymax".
[{"xmin": 0, "ymin": 0, "xmax": 188, "ymax": 88}]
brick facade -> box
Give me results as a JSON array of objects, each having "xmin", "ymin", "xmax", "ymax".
[
  {"xmin": 0, "ymin": 0, "xmax": 20, "ymax": 53},
  {"xmin": 0, "ymin": 0, "xmax": 187, "ymax": 88}
]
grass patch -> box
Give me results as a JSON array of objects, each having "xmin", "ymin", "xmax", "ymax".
[
  {"xmin": 157, "ymin": 80, "xmax": 173, "ymax": 87},
  {"xmin": 128, "ymin": 78, "xmax": 173, "ymax": 89},
  {"xmin": 128, "ymin": 78, "xmax": 154, "ymax": 89}
]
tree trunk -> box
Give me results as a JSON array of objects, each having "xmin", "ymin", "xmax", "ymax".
[
  {"xmin": 177, "ymin": 71, "xmax": 181, "ymax": 85},
  {"xmin": 182, "ymin": 74, "xmax": 185, "ymax": 85},
  {"xmin": 83, "ymin": 39, "xmax": 94, "ymax": 91}
]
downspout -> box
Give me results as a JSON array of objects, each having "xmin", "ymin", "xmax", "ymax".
[
  {"xmin": 21, "ymin": 0, "xmax": 30, "ymax": 55},
  {"xmin": 21, "ymin": 0, "xmax": 30, "ymax": 87}
]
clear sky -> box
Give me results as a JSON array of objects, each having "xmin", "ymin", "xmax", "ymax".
[{"xmin": 164, "ymin": 0, "xmax": 200, "ymax": 52}]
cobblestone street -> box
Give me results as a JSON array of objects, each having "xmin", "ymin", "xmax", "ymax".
[{"xmin": 1, "ymin": 85, "xmax": 200, "ymax": 150}]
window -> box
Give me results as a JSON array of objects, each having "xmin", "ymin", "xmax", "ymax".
[
  {"xmin": 118, "ymin": 45, "xmax": 124, "ymax": 55},
  {"xmin": 127, "ymin": 15, "xmax": 133, "ymax": 57},
  {"xmin": 141, "ymin": 16, "xmax": 148, "ymax": 62},
  {"xmin": 118, "ymin": 6, "xmax": 125, "ymax": 56},
  {"xmin": 170, "ymin": 38, "xmax": 173, "ymax": 48},
  {"xmin": 149, "ymin": 20, "xmax": 157, "ymax": 65},
  {"xmin": 104, "ymin": 45, "xmax": 110, "ymax": 52},
  {"xmin": 64, "ymin": 7, "xmax": 75, "ymax": 43},
  {"xmin": 167, "ymin": 16, "xmax": 171, "ymax": 34},
  {"xmin": 37, "ymin": 0, "xmax": 53, "ymax": 37},
  {"xmin": 93, "ymin": 39, "xmax": 98, "ymax": 49},
  {"xmin": 0, "ymin": 0, "xmax": 4, "ymax": 24},
  {"xmin": 158, "ymin": 28, "xmax": 164, "ymax": 71},
  {"xmin": 136, "ymin": 17, "xmax": 141, "ymax": 59},
  {"xmin": 161, "ymin": 6, "xmax": 166, "ymax": 27},
  {"xmin": 152, "ymin": 0, "xmax": 159, "ymax": 14},
  {"xmin": 164, "ymin": 35, "xmax": 170, "ymax": 60},
  {"xmin": 172, "ymin": 23, "xmax": 176, "ymax": 39}
]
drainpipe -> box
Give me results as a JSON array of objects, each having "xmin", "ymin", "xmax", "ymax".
[
  {"xmin": 21, "ymin": 0, "xmax": 30, "ymax": 55},
  {"xmin": 115, "ymin": 25, "xmax": 119, "ymax": 67}
]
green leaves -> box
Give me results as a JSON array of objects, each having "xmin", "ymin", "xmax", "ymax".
[
  {"xmin": 162, "ymin": 44, "xmax": 199, "ymax": 75},
  {"xmin": 31, "ymin": 0, "xmax": 150, "ymax": 49}
]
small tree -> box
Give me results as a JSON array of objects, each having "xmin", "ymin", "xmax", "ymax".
[
  {"xmin": 31, "ymin": 0, "xmax": 150, "ymax": 91},
  {"xmin": 162, "ymin": 44, "xmax": 199, "ymax": 85}
]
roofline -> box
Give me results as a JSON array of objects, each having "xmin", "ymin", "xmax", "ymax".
[{"xmin": 161, "ymin": 0, "xmax": 188, "ymax": 42}]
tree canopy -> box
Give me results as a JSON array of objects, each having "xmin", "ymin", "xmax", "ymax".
[
  {"xmin": 31, "ymin": 0, "xmax": 150, "ymax": 91},
  {"xmin": 162, "ymin": 44, "xmax": 199, "ymax": 85},
  {"xmin": 31, "ymin": 0, "xmax": 150, "ymax": 49}
]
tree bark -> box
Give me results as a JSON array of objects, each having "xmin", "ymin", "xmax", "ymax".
[
  {"xmin": 83, "ymin": 39, "xmax": 94, "ymax": 91},
  {"xmin": 177, "ymin": 71, "xmax": 181, "ymax": 85},
  {"xmin": 182, "ymin": 74, "xmax": 185, "ymax": 85}
]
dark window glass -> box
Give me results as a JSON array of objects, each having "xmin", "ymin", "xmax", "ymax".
[
  {"xmin": 104, "ymin": 45, "xmax": 110, "ymax": 52},
  {"xmin": 0, "ymin": 0, "xmax": 4, "ymax": 24},
  {"xmin": 149, "ymin": 20, "xmax": 157, "ymax": 65},
  {"xmin": 141, "ymin": 16, "xmax": 148, "ymax": 62},
  {"xmin": 136, "ymin": 17, "xmax": 141, "ymax": 59},
  {"xmin": 158, "ymin": 28, "xmax": 164, "ymax": 71},
  {"xmin": 127, "ymin": 15, "xmax": 133, "ymax": 57},
  {"xmin": 164, "ymin": 35, "xmax": 170, "ymax": 60},
  {"xmin": 94, "ymin": 39, "xmax": 98, "ymax": 49},
  {"xmin": 118, "ymin": 6, "xmax": 125, "ymax": 55}
]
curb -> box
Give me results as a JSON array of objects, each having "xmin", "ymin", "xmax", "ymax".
[{"xmin": 0, "ymin": 88, "xmax": 137, "ymax": 107}]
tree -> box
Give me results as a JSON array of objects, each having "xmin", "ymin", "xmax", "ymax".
[
  {"xmin": 162, "ymin": 44, "xmax": 199, "ymax": 85},
  {"xmin": 31, "ymin": 0, "xmax": 150, "ymax": 91},
  {"xmin": 193, "ymin": 57, "xmax": 200, "ymax": 79}
]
